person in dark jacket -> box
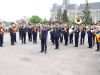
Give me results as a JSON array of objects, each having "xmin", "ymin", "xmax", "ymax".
[
  {"xmin": 50, "ymin": 27, "xmax": 55, "ymax": 44},
  {"xmin": 9, "ymin": 23, "xmax": 17, "ymax": 45},
  {"xmin": 54, "ymin": 26, "xmax": 60, "ymax": 49},
  {"xmin": 60, "ymin": 26, "xmax": 63, "ymax": 43},
  {"xmin": 20, "ymin": 25, "xmax": 27, "ymax": 44},
  {"xmin": 74, "ymin": 27, "xmax": 80, "ymax": 47},
  {"xmin": 40, "ymin": 25, "xmax": 48, "ymax": 54},
  {"xmin": 63, "ymin": 25, "xmax": 69, "ymax": 45},
  {"xmin": 27, "ymin": 23, "xmax": 32, "ymax": 42},
  {"xmin": 80, "ymin": 27, "xmax": 86, "ymax": 45},
  {"xmin": 87, "ymin": 28, "xmax": 93, "ymax": 48},
  {"xmin": 32, "ymin": 25, "xmax": 38, "ymax": 44}
]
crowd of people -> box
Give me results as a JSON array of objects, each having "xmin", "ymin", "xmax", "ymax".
[{"xmin": 0, "ymin": 21, "xmax": 100, "ymax": 54}]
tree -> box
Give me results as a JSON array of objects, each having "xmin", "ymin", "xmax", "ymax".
[
  {"xmin": 83, "ymin": 0, "xmax": 92, "ymax": 25},
  {"xmin": 29, "ymin": 16, "xmax": 41, "ymax": 24},
  {"xmin": 43, "ymin": 18, "xmax": 47, "ymax": 23},
  {"xmin": 57, "ymin": 8, "xmax": 62, "ymax": 22},
  {"xmin": 62, "ymin": 9, "xmax": 69, "ymax": 23}
]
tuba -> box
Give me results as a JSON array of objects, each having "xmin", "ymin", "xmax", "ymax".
[{"xmin": 75, "ymin": 16, "xmax": 82, "ymax": 24}]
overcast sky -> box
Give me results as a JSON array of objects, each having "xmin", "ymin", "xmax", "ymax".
[{"xmin": 0, "ymin": 0, "xmax": 100, "ymax": 21}]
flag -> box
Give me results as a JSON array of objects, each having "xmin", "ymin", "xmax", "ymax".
[{"xmin": 96, "ymin": 34, "xmax": 100, "ymax": 42}]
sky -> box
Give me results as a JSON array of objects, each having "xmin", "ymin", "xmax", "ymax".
[{"xmin": 0, "ymin": 0, "xmax": 100, "ymax": 21}]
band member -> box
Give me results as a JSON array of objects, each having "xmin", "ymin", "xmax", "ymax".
[
  {"xmin": 9, "ymin": 23, "xmax": 17, "ymax": 45},
  {"xmin": 69, "ymin": 26, "xmax": 74, "ymax": 44},
  {"xmin": 60, "ymin": 26, "xmax": 63, "ymax": 43},
  {"xmin": 54, "ymin": 25, "xmax": 60, "ymax": 49},
  {"xmin": 13, "ymin": 24, "xmax": 17, "ymax": 43},
  {"xmin": 50, "ymin": 26, "xmax": 55, "ymax": 44},
  {"xmin": 32, "ymin": 25, "xmax": 38, "ymax": 44},
  {"xmin": 80, "ymin": 26, "xmax": 86, "ymax": 45},
  {"xmin": 27, "ymin": 23, "xmax": 32, "ymax": 42},
  {"xmin": 87, "ymin": 28, "xmax": 93, "ymax": 48},
  {"xmin": 19, "ymin": 23, "xmax": 22, "ymax": 40},
  {"xmin": 63, "ymin": 25, "xmax": 69, "ymax": 45},
  {"xmin": 92, "ymin": 27, "xmax": 96, "ymax": 46},
  {"xmin": 96, "ymin": 28, "xmax": 100, "ymax": 51},
  {"xmin": 20, "ymin": 25, "xmax": 27, "ymax": 44},
  {"xmin": 74, "ymin": 26, "xmax": 80, "ymax": 47},
  {"xmin": 0, "ymin": 22, "xmax": 4, "ymax": 47},
  {"xmin": 40, "ymin": 25, "xmax": 48, "ymax": 53}
]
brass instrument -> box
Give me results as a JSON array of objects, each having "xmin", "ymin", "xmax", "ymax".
[{"xmin": 75, "ymin": 16, "xmax": 82, "ymax": 24}]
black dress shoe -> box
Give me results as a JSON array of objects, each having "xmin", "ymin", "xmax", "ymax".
[
  {"xmin": 74, "ymin": 46, "xmax": 78, "ymax": 47},
  {"xmin": 11, "ymin": 44, "xmax": 15, "ymax": 45},
  {"xmin": 24, "ymin": 42, "xmax": 26, "ymax": 44},
  {"xmin": 88, "ymin": 47, "xmax": 93, "ymax": 48},
  {"xmin": 55, "ymin": 48, "xmax": 58, "ymax": 49},
  {"xmin": 96, "ymin": 50, "xmax": 100, "ymax": 52},
  {"xmin": 40, "ymin": 50, "xmax": 43, "ymax": 53}
]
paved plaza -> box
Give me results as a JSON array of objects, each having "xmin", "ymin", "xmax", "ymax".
[{"xmin": 0, "ymin": 32, "xmax": 100, "ymax": 75}]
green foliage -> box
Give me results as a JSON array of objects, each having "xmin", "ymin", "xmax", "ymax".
[
  {"xmin": 83, "ymin": 0, "xmax": 92, "ymax": 25},
  {"xmin": 62, "ymin": 9, "xmax": 69, "ymax": 23},
  {"xmin": 57, "ymin": 8, "xmax": 62, "ymax": 22},
  {"xmin": 43, "ymin": 18, "xmax": 47, "ymax": 23},
  {"xmin": 29, "ymin": 16, "xmax": 41, "ymax": 24}
]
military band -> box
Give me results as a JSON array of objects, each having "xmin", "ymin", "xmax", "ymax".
[{"xmin": 0, "ymin": 21, "xmax": 100, "ymax": 53}]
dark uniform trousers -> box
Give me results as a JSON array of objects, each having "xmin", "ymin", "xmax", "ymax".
[
  {"xmin": 28, "ymin": 32, "xmax": 32, "ymax": 42},
  {"xmin": 28, "ymin": 28, "xmax": 32, "ymax": 42},
  {"xmin": 69, "ymin": 33, "xmax": 73, "ymax": 44},
  {"xmin": 14, "ymin": 33, "xmax": 16, "ymax": 43},
  {"xmin": 64, "ymin": 32, "xmax": 68, "ymax": 45},
  {"xmin": 0, "ymin": 35, "xmax": 3, "ymax": 46},
  {"xmin": 54, "ymin": 28, "xmax": 60, "ymax": 49},
  {"xmin": 74, "ymin": 31, "xmax": 79, "ymax": 47},
  {"xmin": 21, "ymin": 33, "xmax": 26, "ymax": 44},
  {"xmin": 55, "ymin": 37, "xmax": 59, "ymax": 49},
  {"xmin": 50, "ymin": 31, "xmax": 55, "ymax": 44},
  {"xmin": 92, "ymin": 34, "xmax": 95, "ymax": 46},
  {"xmin": 10, "ymin": 33, "xmax": 15, "ymax": 45},
  {"xmin": 75, "ymin": 36, "xmax": 79, "ymax": 47},
  {"xmin": 88, "ymin": 36, "xmax": 93, "ymax": 48},
  {"xmin": 41, "ymin": 29, "xmax": 48, "ymax": 53},
  {"xmin": 19, "ymin": 28, "xmax": 22, "ymax": 40},
  {"xmin": 21, "ymin": 28, "xmax": 26, "ymax": 44},
  {"xmin": 97, "ymin": 42, "xmax": 100, "ymax": 50},
  {"xmin": 33, "ymin": 32, "xmax": 37, "ymax": 43},
  {"xmin": 41, "ymin": 38, "xmax": 47, "ymax": 52},
  {"xmin": 80, "ymin": 31, "xmax": 85, "ymax": 44},
  {"xmin": 87, "ymin": 31, "xmax": 93, "ymax": 48},
  {"xmin": 60, "ymin": 33, "xmax": 63, "ymax": 43}
]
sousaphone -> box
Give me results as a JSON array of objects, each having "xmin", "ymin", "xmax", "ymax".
[{"xmin": 75, "ymin": 16, "xmax": 82, "ymax": 24}]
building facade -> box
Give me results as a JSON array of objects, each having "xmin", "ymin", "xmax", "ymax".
[{"xmin": 50, "ymin": 0, "xmax": 100, "ymax": 23}]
